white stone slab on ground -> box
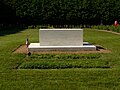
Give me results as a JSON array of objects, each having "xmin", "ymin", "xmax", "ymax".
[{"xmin": 28, "ymin": 42, "xmax": 96, "ymax": 52}]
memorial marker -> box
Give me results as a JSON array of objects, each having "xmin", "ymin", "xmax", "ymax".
[{"xmin": 28, "ymin": 28, "xmax": 96, "ymax": 52}]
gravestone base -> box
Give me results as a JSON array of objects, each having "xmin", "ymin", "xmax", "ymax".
[{"xmin": 28, "ymin": 42, "xmax": 96, "ymax": 52}]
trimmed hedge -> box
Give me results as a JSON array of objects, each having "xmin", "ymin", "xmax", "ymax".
[
  {"xmin": 18, "ymin": 54, "xmax": 110, "ymax": 69},
  {"xmin": 27, "ymin": 54, "xmax": 101, "ymax": 60},
  {"xmin": 3, "ymin": 0, "xmax": 120, "ymax": 25},
  {"xmin": 19, "ymin": 60, "xmax": 110, "ymax": 69}
]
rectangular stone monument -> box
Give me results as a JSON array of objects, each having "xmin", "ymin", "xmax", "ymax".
[
  {"xmin": 28, "ymin": 28, "xmax": 96, "ymax": 52},
  {"xmin": 40, "ymin": 29, "xmax": 83, "ymax": 46}
]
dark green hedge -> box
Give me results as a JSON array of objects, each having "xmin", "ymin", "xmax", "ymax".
[
  {"xmin": 19, "ymin": 60, "xmax": 110, "ymax": 69},
  {"xmin": 19, "ymin": 54, "xmax": 110, "ymax": 69},
  {"xmin": 1, "ymin": 0, "xmax": 120, "ymax": 26}
]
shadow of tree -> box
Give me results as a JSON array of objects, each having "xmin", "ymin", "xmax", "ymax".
[
  {"xmin": 0, "ymin": 27, "xmax": 27, "ymax": 36},
  {"xmin": 0, "ymin": 1, "xmax": 27, "ymax": 36}
]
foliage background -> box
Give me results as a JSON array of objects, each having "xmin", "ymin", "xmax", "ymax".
[{"xmin": 1, "ymin": 0, "xmax": 120, "ymax": 28}]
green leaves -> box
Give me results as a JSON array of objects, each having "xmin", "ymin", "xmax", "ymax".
[{"xmin": 1, "ymin": 0, "xmax": 120, "ymax": 25}]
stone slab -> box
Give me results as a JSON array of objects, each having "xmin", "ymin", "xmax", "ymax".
[
  {"xmin": 28, "ymin": 43, "xmax": 96, "ymax": 52},
  {"xmin": 40, "ymin": 29, "xmax": 83, "ymax": 46}
]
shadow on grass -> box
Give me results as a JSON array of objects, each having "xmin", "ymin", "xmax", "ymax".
[{"xmin": 0, "ymin": 28, "xmax": 26, "ymax": 36}]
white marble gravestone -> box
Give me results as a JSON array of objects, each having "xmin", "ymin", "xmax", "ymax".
[
  {"xmin": 28, "ymin": 28, "xmax": 96, "ymax": 52},
  {"xmin": 40, "ymin": 29, "xmax": 83, "ymax": 46}
]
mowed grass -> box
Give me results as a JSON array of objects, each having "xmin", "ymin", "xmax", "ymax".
[{"xmin": 0, "ymin": 28, "xmax": 120, "ymax": 89}]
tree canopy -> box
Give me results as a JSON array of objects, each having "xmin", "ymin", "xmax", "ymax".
[{"xmin": 1, "ymin": 0, "xmax": 120, "ymax": 26}]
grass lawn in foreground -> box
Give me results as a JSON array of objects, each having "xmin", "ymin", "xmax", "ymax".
[{"xmin": 0, "ymin": 28, "xmax": 120, "ymax": 90}]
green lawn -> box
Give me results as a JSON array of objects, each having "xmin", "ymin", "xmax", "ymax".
[{"xmin": 0, "ymin": 29, "xmax": 120, "ymax": 90}]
